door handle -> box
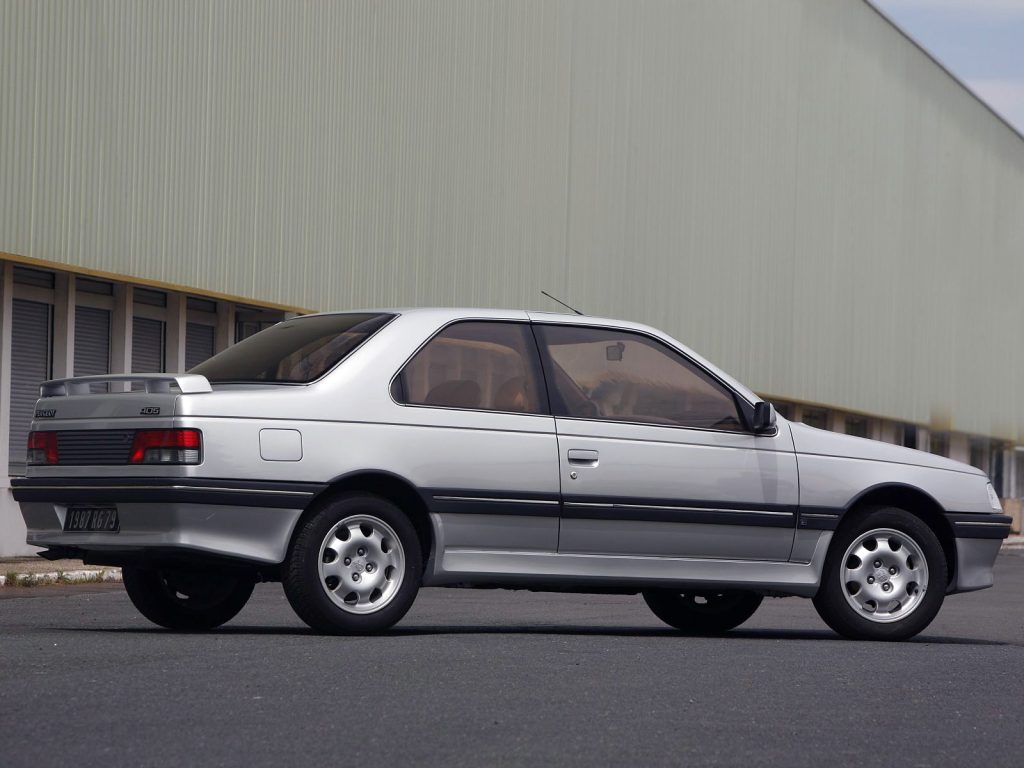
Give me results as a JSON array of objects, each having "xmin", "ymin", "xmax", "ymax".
[{"xmin": 567, "ymin": 449, "xmax": 599, "ymax": 467}]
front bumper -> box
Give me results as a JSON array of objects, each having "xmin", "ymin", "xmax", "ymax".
[
  {"xmin": 952, "ymin": 537, "xmax": 1005, "ymax": 592},
  {"xmin": 12, "ymin": 476, "xmax": 326, "ymax": 566},
  {"xmin": 944, "ymin": 512, "xmax": 1013, "ymax": 593}
]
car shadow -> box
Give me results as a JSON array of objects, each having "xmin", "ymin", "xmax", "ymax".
[{"xmin": 53, "ymin": 624, "xmax": 1016, "ymax": 647}]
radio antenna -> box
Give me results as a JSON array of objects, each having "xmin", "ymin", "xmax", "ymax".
[{"xmin": 541, "ymin": 290, "xmax": 584, "ymax": 316}]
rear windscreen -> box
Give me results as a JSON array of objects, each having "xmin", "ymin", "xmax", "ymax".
[{"xmin": 190, "ymin": 313, "xmax": 394, "ymax": 383}]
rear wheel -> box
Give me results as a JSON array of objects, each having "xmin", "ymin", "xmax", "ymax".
[
  {"xmin": 283, "ymin": 493, "xmax": 422, "ymax": 634},
  {"xmin": 122, "ymin": 567, "xmax": 255, "ymax": 630},
  {"xmin": 642, "ymin": 589, "xmax": 763, "ymax": 634},
  {"xmin": 812, "ymin": 506, "xmax": 946, "ymax": 641}
]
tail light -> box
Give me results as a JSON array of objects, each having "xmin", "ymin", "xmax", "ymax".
[
  {"xmin": 129, "ymin": 429, "xmax": 202, "ymax": 464},
  {"xmin": 27, "ymin": 432, "xmax": 59, "ymax": 465}
]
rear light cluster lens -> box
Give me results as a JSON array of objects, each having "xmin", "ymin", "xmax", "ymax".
[
  {"xmin": 26, "ymin": 429, "xmax": 203, "ymax": 465},
  {"xmin": 27, "ymin": 432, "xmax": 59, "ymax": 465},
  {"xmin": 130, "ymin": 429, "xmax": 202, "ymax": 464}
]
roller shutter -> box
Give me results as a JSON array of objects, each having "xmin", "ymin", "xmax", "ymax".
[
  {"xmin": 74, "ymin": 306, "xmax": 111, "ymax": 376},
  {"xmin": 9, "ymin": 300, "xmax": 52, "ymax": 469},
  {"xmin": 185, "ymin": 323, "xmax": 215, "ymax": 370},
  {"xmin": 132, "ymin": 317, "xmax": 165, "ymax": 373}
]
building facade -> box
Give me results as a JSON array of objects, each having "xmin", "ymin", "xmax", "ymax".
[{"xmin": 2, "ymin": 0, "xmax": 1023, "ymax": 554}]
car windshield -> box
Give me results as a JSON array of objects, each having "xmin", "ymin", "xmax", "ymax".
[{"xmin": 190, "ymin": 313, "xmax": 394, "ymax": 383}]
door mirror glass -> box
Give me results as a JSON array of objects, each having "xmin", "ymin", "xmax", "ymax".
[{"xmin": 752, "ymin": 401, "xmax": 777, "ymax": 434}]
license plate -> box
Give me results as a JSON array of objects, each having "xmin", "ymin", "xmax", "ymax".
[{"xmin": 64, "ymin": 506, "xmax": 120, "ymax": 533}]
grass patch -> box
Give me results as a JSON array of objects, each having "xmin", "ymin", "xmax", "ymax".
[{"xmin": 0, "ymin": 569, "xmax": 116, "ymax": 587}]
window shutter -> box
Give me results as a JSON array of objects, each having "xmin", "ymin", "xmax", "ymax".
[
  {"xmin": 74, "ymin": 306, "xmax": 111, "ymax": 376},
  {"xmin": 132, "ymin": 317, "xmax": 165, "ymax": 373},
  {"xmin": 9, "ymin": 300, "xmax": 52, "ymax": 468},
  {"xmin": 185, "ymin": 323, "xmax": 215, "ymax": 370}
]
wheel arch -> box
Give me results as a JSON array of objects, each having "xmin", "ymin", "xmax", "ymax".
[
  {"xmin": 842, "ymin": 483, "xmax": 956, "ymax": 586},
  {"xmin": 292, "ymin": 470, "xmax": 435, "ymax": 569}
]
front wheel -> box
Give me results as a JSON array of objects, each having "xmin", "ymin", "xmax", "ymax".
[
  {"xmin": 122, "ymin": 567, "xmax": 256, "ymax": 630},
  {"xmin": 283, "ymin": 493, "xmax": 422, "ymax": 634},
  {"xmin": 812, "ymin": 506, "xmax": 946, "ymax": 641},
  {"xmin": 642, "ymin": 589, "xmax": 763, "ymax": 634}
]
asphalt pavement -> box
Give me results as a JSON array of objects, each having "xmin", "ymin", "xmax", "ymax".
[{"xmin": 2, "ymin": 553, "xmax": 1022, "ymax": 768}]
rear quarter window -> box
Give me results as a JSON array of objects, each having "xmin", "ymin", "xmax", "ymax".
[{"xmin": 395, "ymin": 321, "xmax": 548, "ymax": 414}]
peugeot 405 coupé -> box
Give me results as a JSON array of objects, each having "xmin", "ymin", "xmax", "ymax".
[{"xmin": 13, "ymin": 309, "xmax": 1011, "ymax": 640}]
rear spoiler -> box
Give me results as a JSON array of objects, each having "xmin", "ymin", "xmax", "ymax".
[{"xmin": 40, "ymin": 374, "xmax": 213, "ymax": 397}]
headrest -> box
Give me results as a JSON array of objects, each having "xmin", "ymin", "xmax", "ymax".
[{"xmin": 494, "ymin": 376, "xmax": 529, "ymax": 412}]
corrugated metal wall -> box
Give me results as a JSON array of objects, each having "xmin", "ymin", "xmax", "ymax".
[{"xmin": 1, "ymin": 0, "xmax": 1023, "ymax": 439}]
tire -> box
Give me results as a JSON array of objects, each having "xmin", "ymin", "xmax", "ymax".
[
  {"xmin": 283, "ymin": 493, "xmax": 422, "ymax": 634},
  {"xmin": 812, "ymin": 506, "xmax": 947, "ymax": 641},
  {"xmin": 642, "ymin": 589, "xmax": 763, "ymax": 634},
  {"xmin": 122, "ymin": 567, "xmax": 256, "ymax": 630}
]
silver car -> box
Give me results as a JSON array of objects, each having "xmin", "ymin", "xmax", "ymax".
[{"xmin": 13, "ymin": 309, "xmax": 1011, "ymax": 640}]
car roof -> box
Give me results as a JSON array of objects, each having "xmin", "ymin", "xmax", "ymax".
[
  {"xmin": 300, "ymin": 308, "xmax": 760, "ymax": 405},
  {"xmin": 304, "ymin": 307, "xmax": 655, "ymax": 330}
]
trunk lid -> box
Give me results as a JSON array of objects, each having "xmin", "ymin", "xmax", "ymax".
[
  {"xmin": 23, "ymin": 374, "xmax": 212, "ymax": 474},
  {"xmin": 32, "ymin": 373, "xmax": 211, "ymax": 421}
]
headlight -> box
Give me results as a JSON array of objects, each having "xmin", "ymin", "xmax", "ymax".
[{"xmin": 986, "ymin": 483, "xmax": 1002, "ymax": 511}]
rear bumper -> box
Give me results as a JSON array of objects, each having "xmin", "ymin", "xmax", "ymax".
[
  {"xmin": 12, "ymin": 477, "xmax": 324, "ymax": 566},
  {"xmin": 11, "ymin": 476, "xmax": 326, "ymax": 507}
]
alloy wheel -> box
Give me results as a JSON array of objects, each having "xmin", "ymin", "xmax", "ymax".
[
  {"xmin": 317, "ymin": 514, "xmax": 406, "ymax": 614},
  {"xmin": 840, "ymin": 527, "xmax": 929, "ymax": 624}
]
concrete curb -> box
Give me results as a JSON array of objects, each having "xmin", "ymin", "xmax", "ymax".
[{"xmin": 0, "ymin": 568, "xmax": 122, "ymax": 588}]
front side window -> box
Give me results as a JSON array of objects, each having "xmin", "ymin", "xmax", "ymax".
[
  {"xmin": 534, "ymin": 324, "xmax": 744, "ymax": 431},
  {"xmin": 395, "ymin": 322, "xmax": 546, "ymax": 415},
  {"xmin": 191, "ymin": 313, "xmax": 393, "ymax": 383}
]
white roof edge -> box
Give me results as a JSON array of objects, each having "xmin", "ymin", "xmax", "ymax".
[{"xmin": 305, "ymin": 307, "xmax": 532, "ymax": 319}]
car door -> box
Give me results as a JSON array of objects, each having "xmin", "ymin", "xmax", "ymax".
[
  {"xmin": 532, "ymin": 322, "xmax": 798, "ymax": 561},
  {"xmin": 390, "ymin": 319, "xmax": 560, "ymax": 553}
]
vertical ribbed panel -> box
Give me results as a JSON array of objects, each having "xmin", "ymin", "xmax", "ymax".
[
  {"xmin": 1, "ymin": 1, "xmax": 1023, "ymax": 438},
  {"xmin": 131, "ymin": 316, "xmax": 165, "ymax": 373},
  {"xmin": 9, "ymin": 300, "xmax": 52, "ymax": 466},
  {"xmin": 185, "ymin": 322, "xmax": 215, "ymax": 369},
  {"xmin": 74, "ymin": 305, "xmax": 111, "ymax": 376}
]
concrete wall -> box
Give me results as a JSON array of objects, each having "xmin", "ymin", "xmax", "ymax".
[{"xmin": 2, "ymin": 0, "xmax": 1023, "ymax": 441}]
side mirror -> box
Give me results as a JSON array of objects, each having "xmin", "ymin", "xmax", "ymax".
[{"xmin": 752, "ymin": 401, "xmax": 777, "ymax": 434}]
